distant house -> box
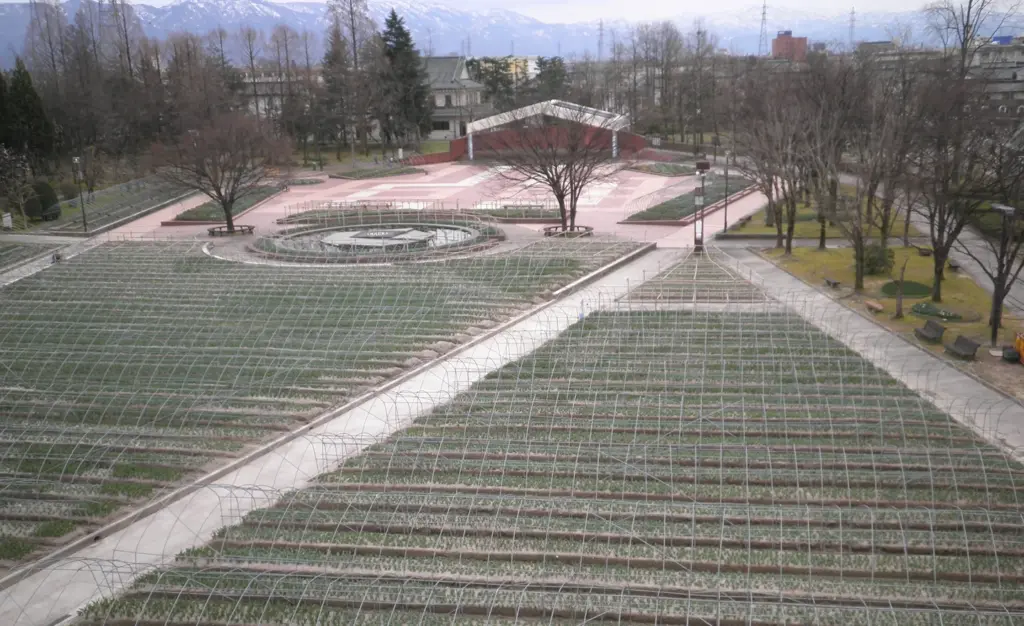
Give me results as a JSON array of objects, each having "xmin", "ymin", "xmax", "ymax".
[{"xmin": 423, "ymin": 56, "xmax": 493, "ymax": 140}]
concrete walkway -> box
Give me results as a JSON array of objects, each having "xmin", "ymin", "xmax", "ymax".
[
  {"xmin": 727, "ymin": 247, "xmax": 1024, "ymax": 459},
  {"xmin": 0, "ymin": 246, "xmax": 683, "ymax": 626}
]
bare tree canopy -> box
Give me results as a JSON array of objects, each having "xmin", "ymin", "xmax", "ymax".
[
  {"xmin": 473, "ymin": 102, "xmax": 632, "ymax": 232},
  {"xmin": 152, "ymin": 112, "xmax": 289, "ymax": 232}
]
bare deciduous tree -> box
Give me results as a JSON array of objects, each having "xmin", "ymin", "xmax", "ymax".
[
  {"xmin": 152, "ymin": 112, "xmax": 289, "ymax": 232},
  {"xmin": 477, "ymin": 102, "xmax": 632, "ymax": 232}
]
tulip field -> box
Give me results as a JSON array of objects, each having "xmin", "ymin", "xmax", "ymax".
[
  {"xmin": 75, "ymin": 252, "xmax": 1024, "ymax": 625},
  {"xmin": 0, "ymin": 236, "xmax": 641, "ymax": 570}
]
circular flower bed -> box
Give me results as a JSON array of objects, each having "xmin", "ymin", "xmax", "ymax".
[
  {"xmin": 880, "ymin": 280, "xmax": 931, "ymax": 298},
  {"xmin": 249, "ymin": 210, "xmax": 502, "ymax": 263},
  {"xmin": 911, "ymin": 301, "xmax": 963, "ymax": 321}
]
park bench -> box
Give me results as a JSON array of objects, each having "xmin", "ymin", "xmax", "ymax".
[
  {"xmin": 914, "ymin": 320, "xmax": 946, "ymax": 343},
  {"xmin": 865, "ymin": 300, "xmax": 884, "ymax": 314},
  {"xmin": 945, "ymin": 335, "xmax": 980, "ymax": 360},
  {"xmin": 948, "ymin": 259, "xmax": 961, "ymax": 272},
  {"xmin": 824, "ymin": 278, "xmax": 841, "ymax": 289},
  {"xmin": 207, "ymin": 225, "xmax": 255, "ymax": 237},
  {"xmin": 919, "ymin": 248, "xmax": 933, "ymax": 257}
]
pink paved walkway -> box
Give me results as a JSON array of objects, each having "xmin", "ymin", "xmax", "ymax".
[{"xmin": 105, "ymin": 163, "xmax": 767, "ymax": 248}]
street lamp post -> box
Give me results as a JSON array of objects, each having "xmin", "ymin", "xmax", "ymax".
[
  {"xmin": 694, "ymin": 171, "xmax": 706, "ymax": 252},
  {"xmin": 71, "ymin": 156, "xmax": 87, "ymax": 233},
  {"xmin": 724, "ymin": 150, "xmax": 731, "ymax": 232}
]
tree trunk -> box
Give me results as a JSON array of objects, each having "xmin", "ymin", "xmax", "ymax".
[
  {"xmin": 931, "ymin": 251, "xmax": 946, "ymax": 302},
  {"xmin": 854, "ymin": 237, "xmax": 865, "ymax": 291},
  {"xmin": 557, "ymin": 196, "xmax": 568, "ymax": 231},
  {"xmin": 903, "ymin": 207, "xmax": 911, "ymax": 247},
  {"xmin": 765, "ymin": 199, "xmax": 775, "ymax": 227},
  {"xmin": 223, "ymin": 201, "xmax": 235, "ymax": 232},
  {"xmin": 990, "ymin": 284, "xmax": 1005, "ymax": 348},
  {"xmin": 893, "ymin": 258, "xmax": 909, "ymax": 320},
  {"xmin": 774, "ymin": 210, "xmax": 784, "ymax": 250},
  {"xmin": 818, "ymin": 213, "xmax": 827, "ymax": 250},
  {"xmin": 784, "ymin": 196, "xmax": 796, "ymax": 255}
]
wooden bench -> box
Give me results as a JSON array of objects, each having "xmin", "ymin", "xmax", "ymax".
[
  {"xmin": 865, "ymin": 300, "xmax": 884, "ymax": 314},
  {"xmin": 824, "ymin": 278, "xmax": 841, "ymax": 289},
  {"xmin": 914, "ymin": 320, "xmax": 946, "ymax": 343},
  {"xmin": 948, "ymin": 259, "xmax": 961, "ymax": 272},
  {"xmin": 208, "ymin": 225, "xmax": 255, "ymax": 237},
  {"xmin": 945, "ymin": 335, "xmax": 980, "ymax": 360},
  {"xmin": 919, "ymin": 248, "xmax": 933, "ymax": 257}
]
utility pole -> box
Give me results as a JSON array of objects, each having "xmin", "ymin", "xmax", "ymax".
[
  {"xmin": 758, "ymin": 0, "xmax": 769, "ymax": 57},
  {"xmin": 849, "ymin": 7, "xmax": 856, "ymax": 50},
  {"xmin": 598, "ymin": 19, "xmax": 604, "ymax": 62}
]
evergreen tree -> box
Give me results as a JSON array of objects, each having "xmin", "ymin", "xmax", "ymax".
[
  {"xmin": 529, "ymin": 56, "xmax": 569, "ymax": 103},
  {"xmin": 466, "ymin": 57, "xmax": 516, "ymax": 112},
  {"xmin": 377, "ymin": 9, "xmax": 431, "ymax": 148},
  {"xmin": 322, "ymin": 16, "xmax": 351, "ymax": 158},
  {"xmin": 8, "ymin": 58, "xmax": 54, "ymax": 171}
]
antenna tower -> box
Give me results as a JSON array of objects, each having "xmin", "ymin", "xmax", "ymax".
[
  {"xmin": 598, "ymin": 19, "xmax": 605, "ymax": 62},
  {"xmin": 758, "ymin": 0, "xmax": 769, "ymax": 57},
  {"xmin": 849, "ymin": 8, "xmax": 856, "ymax": 49}
]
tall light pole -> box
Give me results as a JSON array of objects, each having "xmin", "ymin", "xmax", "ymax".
[
  {"xmin": 71, "ymin": 156, "xmax": 87, "ymax": 233},
  {"xmin": 694, "ymin": 170, "xmax": 706, "ymax": 252},
  {"xmin": 724, "ymin": 151, "xmax": 730, "ymax": 232}
]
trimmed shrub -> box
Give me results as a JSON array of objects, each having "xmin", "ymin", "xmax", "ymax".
[
  {"xmin": 22, "ymin": 194, "xmax": 42, "ymax": 219},
  {"xmin": 59, "ymin": 181, "xmax": 79, "ymax": 201},
  {"xmin": 880, "ymin": 280, "xmax": 931, "ymax": 298},
  {"xmin": 863, "ymin": 243, "xmax": 895, "ymax": 275},
  {"xmin": 32, "ymin": 182, "xmax": 60, "ymax": 215}
]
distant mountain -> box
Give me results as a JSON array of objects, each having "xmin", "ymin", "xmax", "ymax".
[{"xmin": 0, "ymin": 0, "xmax": 981, "ymax": 70}]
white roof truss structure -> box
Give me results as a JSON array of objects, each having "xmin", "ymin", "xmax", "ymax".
[{"xmin": 467, "ymin": 100, "xmax": 631, "ymax": 134}]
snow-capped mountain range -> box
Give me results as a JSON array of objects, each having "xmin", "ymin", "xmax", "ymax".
[{"xmin": 0, "ymin": 0, "xmax": 934, "ymax": 69}]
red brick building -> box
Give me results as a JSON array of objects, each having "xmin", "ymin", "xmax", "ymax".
[{"xmin": 772, "ymin": 31, "xmax": 808, "ymax": 62}]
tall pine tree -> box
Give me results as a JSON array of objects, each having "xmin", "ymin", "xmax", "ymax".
[
  {"xmin": 322, "ymin": 15, "xmax": 351, "ymax": 159},
  {"xmin": 0, "ymin": 70, "xmax": 10, "ymax": 150},
  {"xmin": 378, "ymin": 10, "xmax": 431, "ymax": 148},
  {"xmin": 8, "ymin": 58, "xmax": 54, "ymax": 172}
]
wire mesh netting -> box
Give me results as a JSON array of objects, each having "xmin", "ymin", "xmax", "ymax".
[
  {"xmin": 0, "ymin": 236, "xmax": 643, "ymax": 574},
  {"xmin": 32, "ymin": 249, "xmax": 1024, "ymax": 625},
  {"xmin": 0, "ymin": 242, "xmax": 63, "ymax": 272}
]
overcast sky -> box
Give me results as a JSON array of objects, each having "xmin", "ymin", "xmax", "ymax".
[
  {"xmin": 0, "ymin": 0, "xmax": 930, "ymax": 23},
  {"xmin": 458, "ymin": 0, "xmax": 926, "ymax": 23}
]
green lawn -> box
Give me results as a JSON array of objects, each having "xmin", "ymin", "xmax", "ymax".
[
  {"xmin": 172, "ymin": 187, "xmax": 279, "ymax": 222},
  {"xmin": 732, "ymin": 200, "xmax": 926, "ymax": 239},
  {"xmin": 420, "ymin": 140, "xmax": 451, "ymax": 155}
]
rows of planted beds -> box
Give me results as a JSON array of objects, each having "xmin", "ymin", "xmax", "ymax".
[
  {"xmin": 80, "ymin": 256, "xmax": 1024, "ymax": 624},
  {"xmin": 40, "ymin": 176, "xmax": 191, "ymax": 234},
  {"xmin": 624, "ymin": 252, "xmax": 768, "ymax": 303},
  {"xmin": 0, "ymin": 236, "xmax": 641, "ymax": 570},
  {"xmin": 626, "ymin": 175, "xmax": 751, "ymax": 222},
  {"xmin": 0, "ymin": 241, "xmax": 61, "ymax": 271}
]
